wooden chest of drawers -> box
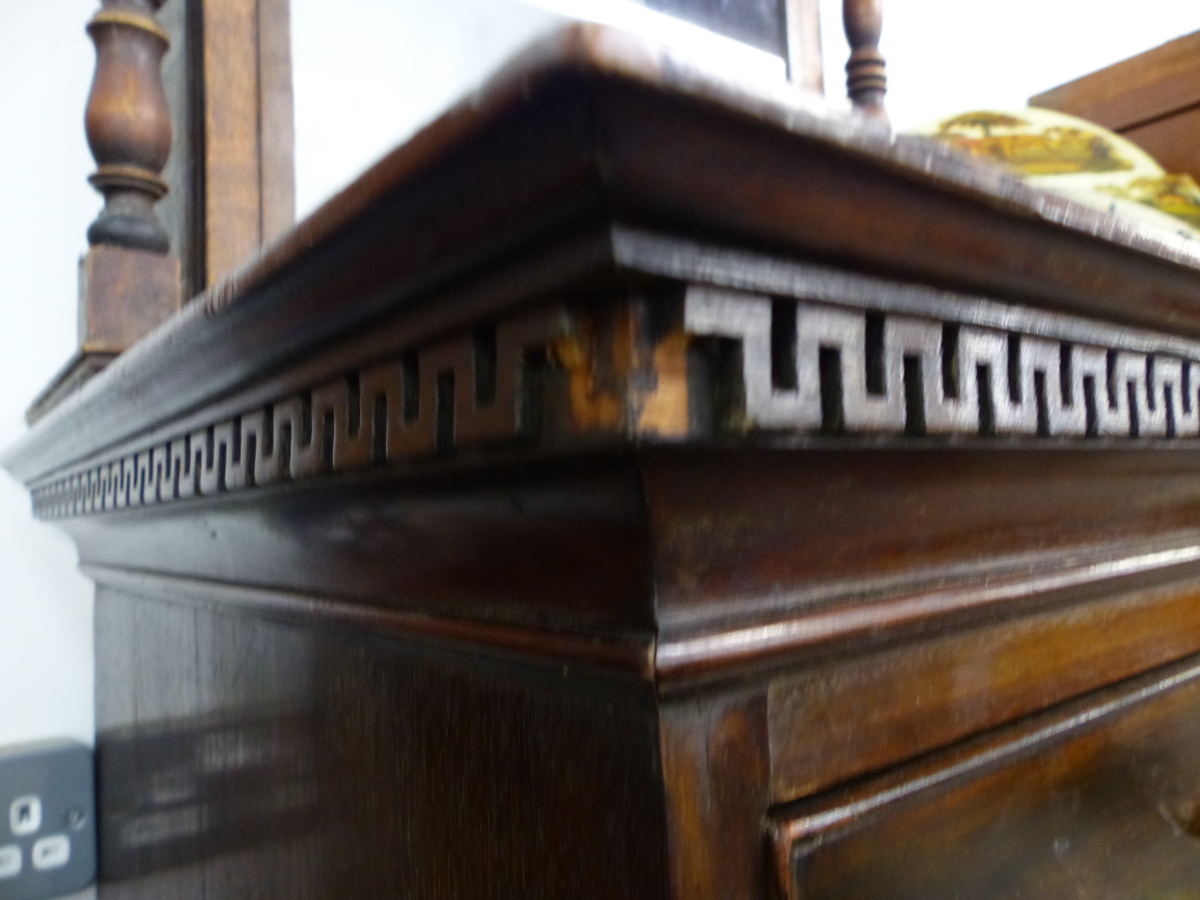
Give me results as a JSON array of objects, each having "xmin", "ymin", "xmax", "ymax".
[{"xmin": 12, "ymin": 25, "xmax": 1200, "ymax": 899}]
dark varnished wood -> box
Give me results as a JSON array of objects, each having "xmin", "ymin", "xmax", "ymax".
[
  {"xmin": 642, "ymin": 446, "xmax": 1200, "ymax": 641},
  {"xmin": 62, "ymin": 454, "xmax": 655, "ymax": 634},
  {"xmin": 76, "ymin": 245, "xmax": 180, "ymax": 355},
  {"xmin": 17, "ymin": 22, "xmax": 1200, "ymax": 900},
  {"xmin": 57, "ymin": 443, "xmax": 1200, "ymax": 898},
  {"xmin": 48, "ymin": 445, "xmax": 1200, "ymax": 670},
  {"xmin": 23, "ymin": 244, "xmax": 182, "ymax": 425},
  {"xmin": 1123, "ymin": 107, "xmax": 1200, "ymax": 195},
  {"xmin": 94, "ymin": 587, "xmax": 667, "ymax": 899},
  {"xmin": 766, "ymin": 567, "xmax": 1200, "ymax": 799},
  {"xmin": 200, "ymin": 0, "xmax": 295, "ymax": 286},
  {"xmin": 658, "ymin": 694, "xmax": 771, "ymax": 900}
]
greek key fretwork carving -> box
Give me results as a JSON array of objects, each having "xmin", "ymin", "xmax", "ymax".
[
  {"xmin": 32, "ymin": 307, "xmax": 566, "ymax": 519},
  {"xmin": 685, "ymin": 286, "xmax": 1200, "ymax": 441},
  {"xmin": 31, "ymin": 282, "xmax": 1200, "ymax": 522}
]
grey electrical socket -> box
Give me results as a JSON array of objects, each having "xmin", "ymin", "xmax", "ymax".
[{"xmin": 0, "ymin": 740, "xmax": 95, "ymax": 900}]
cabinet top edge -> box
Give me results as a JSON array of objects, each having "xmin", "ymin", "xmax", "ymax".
[{"xmin": 12, "ymin": 22, "xmax": 1200, "ymax": 482}]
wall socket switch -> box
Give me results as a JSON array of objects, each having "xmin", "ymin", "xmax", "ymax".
[{"xmin": 0, "ymin": 741, "xmax": 95, "ymax": 900}]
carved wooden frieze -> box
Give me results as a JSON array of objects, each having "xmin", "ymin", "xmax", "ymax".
[
  {"xmin": 32, "ymin": 306, "xmax": 568, "ymax": 518},
  {"xmin": 686, "ymin": 285, "xmax": 1199, "ymax": 439},
  {"xmin": 30, "ymin": 256, "xmax": 1200, "ymax": 520}
]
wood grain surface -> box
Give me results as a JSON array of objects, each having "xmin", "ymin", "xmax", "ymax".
[{"xmin": 95, "ymin": 587, "xmax": 667, "ymax": 899}]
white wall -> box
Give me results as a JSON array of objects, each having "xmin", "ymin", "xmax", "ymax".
[
  {"xmin": 291, "ymin": 0, "xmax": 566, "ymax": 217},
  {"xmin": 0, "ymin": 0, "xmax": 99, "ymax": 751},
  {"xmin": 2, "ymin": 0, "xmax": 1198, "ymax": 754}
]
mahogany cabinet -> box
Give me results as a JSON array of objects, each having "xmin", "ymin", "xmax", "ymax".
[{"xmin": 12, "ymin": 25, "xmax": 1200, "ymax": 899}]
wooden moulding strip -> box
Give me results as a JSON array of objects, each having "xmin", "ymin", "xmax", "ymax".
[
  {"xmin": 612, "ymin": 227, "xmax": 1200, "ymax": 360},
  {"xmin": 654, "ymin": 541, "xmax": 1200, "ymax": 684},
  {"xmin": 83, "ymin": 563, "xmax": 656, "ymax": 681}
]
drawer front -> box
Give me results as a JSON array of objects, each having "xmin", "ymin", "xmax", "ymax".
[
  {"xmin": 771, "ymin": 654, "xmax": 1200, "ymax": 900},
  {"xmin": 768, "ymin": 568, "xmax": 1200, "ymax": 801}
]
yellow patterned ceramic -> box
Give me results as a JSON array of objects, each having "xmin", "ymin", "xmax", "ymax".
[{"xmin": 913, "ymin": 107, "xmax": 1200, "ymax": 240}]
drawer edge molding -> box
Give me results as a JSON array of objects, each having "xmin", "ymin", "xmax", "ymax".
[{"xmin": 657, "ymin": 538, "xmax": 1200, "ymax": 684}]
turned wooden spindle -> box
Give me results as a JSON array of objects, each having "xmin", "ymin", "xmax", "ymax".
[
  {"xmin": 26, "ymin": 0, "xmax": 181, "ymax": 424},
  {"xmin": 84, "ymin": 0, "xmax": 172, "ymax": 253},
  {"xmin": 843, "ymin": 0, "xmax": 886, "ymax": 118}
]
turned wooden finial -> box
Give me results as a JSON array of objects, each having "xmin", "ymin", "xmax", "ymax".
[
  {"xmin": 843, "ymin": 0, "xmax": 886, "ymax": 118},
  {"xmin": 84, "ymin": 0, "xmax": 172, "ymax": 253}
]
